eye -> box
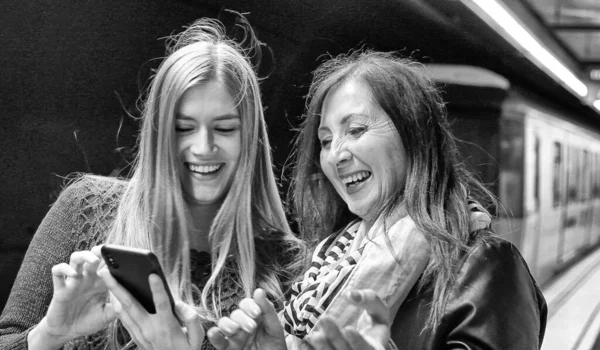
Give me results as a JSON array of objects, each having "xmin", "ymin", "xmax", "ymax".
[
  {"xmin": 348, "ymin": 125, "xmax": 366, "ymax": 136},
  {"xmin": 215, "ymin": 126, "xmax": 239, "ymax": 134},
  {"xmin": 319, "ymin": 138, "xmax": 332, "ymax": 149},
  {"xmin": 175, "ymin": 125, "xmax": 193, "ymax": 133}
]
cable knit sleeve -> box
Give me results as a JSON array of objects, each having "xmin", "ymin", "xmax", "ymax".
[{"xmin": 0, "ymin": 180, "xmax": 96, "ymax": 349}]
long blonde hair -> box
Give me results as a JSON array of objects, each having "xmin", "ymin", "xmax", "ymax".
[{"xmin": 105, "ymin": 16, "xmax": 301, "ymax": 347}]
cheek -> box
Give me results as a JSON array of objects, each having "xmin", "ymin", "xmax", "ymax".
[
  {"xmin": 220, "ymin": 135, "xmax": 242, "ymax": 160},
  {"xmin": 319, "ymin": 151, "xmax": 335, "ymax": 182},
  {"xmin": 384, "ymin": 143, "xmax": 408, "ymax": 189},
  {"xmin": 176, "ymin": 136, "xmax": 187, "ymax": 154}
]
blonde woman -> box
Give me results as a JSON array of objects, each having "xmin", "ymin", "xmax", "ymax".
[{"xmin": 0, "ymin": 16, "xmax": 304, "ymax": 350}]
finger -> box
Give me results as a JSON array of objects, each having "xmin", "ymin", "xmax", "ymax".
[
  {"xmin": 238, "ymin": 297, "xmax": 263, "ymax": 320},
  {"xmin": 101, "ymin": 302, "xmax": 118, "ymax": 325},
  {"xmin": 230, "ymin": 308, "xmax": 257, "ymax": 334},
  {"xmin": 108, "ymin": 290, "xmax": 147, "ymax": 346},
  {"xmin": 346, "ymin": 290, "xmax": 389, "ymax": 325},
  {"xmin": 206, "ymin": 327, "xmax": 229, "ymax": 350},
  {"xmin": 149, "ymin": 274, "xmax": 175, "ymax": 319},
  {"xmin": 175, "ymin": 301, "xmax": 205, "ymax": 347},
  {"xmin": 69, "ymin": 251, "xmax": 100, "ymax": 274},
  {"xmin": 252, "ymin": 288, "xmax": 282, "ymax": 336},
  {"xmin": 216, "ymin": 316, "xmax": 255, "ymax": 350},
  {"xmin": 318, "ymin": 317, "xmax": 351, "ymax": 350},
  {"xmin": 342, "ymin": 327, "xmax": 384, "ymax": 350},
  {"xmin": 90, "ymin": 245, "xmax": 103, "ymax": 259},
  {"xmin": 51, "ymin": 263, "xmax": 76, "ymax": 288},
  {"xmin": 115, "ymin": 305, "xmax": 147, "ymax": 347},
  {"xmin": 307, "ymin": 328, "xmax": 334, "ymax": 350},
  {"xmin": 82, "ymin": 256, "xmax": 102, "ymax": 278},
  {"xmin": 217, "ymin": 316, "xmax": 242, "ymax": 338}
]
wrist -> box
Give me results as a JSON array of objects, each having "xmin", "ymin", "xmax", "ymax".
[{"xmin": 27, "ymin": 317, "xmax": 70, "ymax": 350}]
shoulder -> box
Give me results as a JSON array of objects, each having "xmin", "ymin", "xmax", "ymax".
[
  {"xmin": 55, "ymin": 175, "xmax": 127, "ymax": 215},
  {"xmin": 59, "ymin": 174, "xmax": 127, "ymax": 203},
  {"xmin": 452, "ymin": 234, "xmax": 537, "ymax": 289},
  {"xmin": 55, "ymin": 175, "xmax": 128, "ymax": 245},
  {"xmin": 461, "ymin": 234, "xmax": 530, "ymax": 276},
  {"xmin": 445, "ymin": 233, "xmax": 547, "ymax": 345}
]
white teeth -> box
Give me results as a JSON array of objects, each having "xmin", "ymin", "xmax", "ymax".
[
  {"xmin": 341, "ymin": 171, "xmax": 371, "ymax": 185},
  {"xmin": 188, "ymin": 163, "xmax": 222, "ymax": 174}
]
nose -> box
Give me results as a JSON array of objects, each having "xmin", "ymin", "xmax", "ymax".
[
  {"xmin": 189, "ymin": 128, "xmax": 216, "ymax": 155},
  {"xmin": 326, "ymin": 138, "xmax": 351, "ymax": 168}
]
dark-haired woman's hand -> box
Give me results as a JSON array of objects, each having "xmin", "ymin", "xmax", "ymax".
[
  {"xmin": 28, "ymin": 250, "xmax": 116, "ymax": 349},
  {"xmin": 207, "ymin": 288, "xmax": 287, "ymax": 350},
  {"xmin": 306, "ymin": 290, "xmax": 390, "ymax": 350},
  {"xmin": 98, "ymin": 268, "xmax": 205, "ymax": 350}
]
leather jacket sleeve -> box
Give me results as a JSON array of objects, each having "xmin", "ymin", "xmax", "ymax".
[{"xmin": 443, "ymin": 237, "xmax": 547, "ymax": 349}]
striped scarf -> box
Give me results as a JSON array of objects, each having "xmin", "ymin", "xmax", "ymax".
[{"xmin": 281, "ymin": 221, "xmax": 362, "ymax": 337}]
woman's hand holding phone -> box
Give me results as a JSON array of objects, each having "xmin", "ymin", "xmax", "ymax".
[
  {"xmin": 29, "ymin": 250, "xmax": 117, "ymax": 350},
  {"xmin": 93, "ymin": 245, "xmax": 206, "ymax": 350}
]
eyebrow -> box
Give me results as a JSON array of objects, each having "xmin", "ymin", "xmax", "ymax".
[
  {"xmin": 175, "ymin": 114, "xmax": 240, "ymax": 121},
  {"xmin": 318, "ymin": 113, "xmax": 368, "ymax": 133}
]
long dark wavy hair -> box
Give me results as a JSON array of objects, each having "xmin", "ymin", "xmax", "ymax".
[{"xmin": 289, "ymin": 50, "xmax": 496, "ymax": 329}]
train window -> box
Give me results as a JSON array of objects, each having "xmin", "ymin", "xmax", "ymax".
[
  {"xmin": 568, "ymin": 146, "xmax": 578, "ymax": 202},
  {"xmin": 534, "ymin": 137, "xmax": 540, "ymax": 209},
  {"xmin": 582, "ymin": 149, "xmax": 590, "ymax": 201},
  {"xmin": 596, "ymin": 153, "xmax": 600, "ymax": 199},
  {"xmin": 553, "ymin": 141, "xmax": 562, "ymax": 207}
]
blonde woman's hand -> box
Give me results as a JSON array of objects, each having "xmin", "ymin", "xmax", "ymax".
[
  {"xmin": 29, "ymin": 250, "xmax": 116, "ymax": 349},
  {"xmin": 306, "ymin": 290, "xmax": 390, "ymax": 350},
  {"xmin": 207, "ymin": 288, "xmax": 287, "ymax": 350},
  {"xmin": 98, "ymin": 267, "xmax": 205, "ymax": 350}
]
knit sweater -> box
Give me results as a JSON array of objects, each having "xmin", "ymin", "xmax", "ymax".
[{"xmin": 0, "ymin": 176, "xmax": 302, "ymax": 349}]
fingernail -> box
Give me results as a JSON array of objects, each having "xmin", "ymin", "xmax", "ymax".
[
  {"xmin": 348, "ymin": 290, "xmax": 362, "ymax": 302},
  {"xmin": 242, "ymin": 319, "xmax": 256, "ymax": 333},
  {"xmin": 249, "ymin": 305, "xmax": 261, "ymax": 318}
]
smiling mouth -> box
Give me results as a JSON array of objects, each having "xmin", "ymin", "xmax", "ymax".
[
  {"xmin": 341, "ymin": 171, "xmax": 372, "ymax": 188},
  {"xmin": 186, "ymin": 163, "xmax": 224, "ymax": 175}
]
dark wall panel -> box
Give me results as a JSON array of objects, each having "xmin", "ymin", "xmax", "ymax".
[{"xmin": 0, "ymin": 0, "xmax": 220, "ymax": 310}]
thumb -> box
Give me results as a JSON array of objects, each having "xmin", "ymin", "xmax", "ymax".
[
  {"xmin": 346, "ymin": 290, "xmax": 389, "ymax": 325},
  {"xmin": 102, "ymin": 302, "xmax": 117, "ymax": 325},
  {"xmin": 252, "ymin": 288, "xmax": 283, "ymax": 336},
  {"xmin": 175, "ymin": 301, "xmax": 205, "ymax": 347}
]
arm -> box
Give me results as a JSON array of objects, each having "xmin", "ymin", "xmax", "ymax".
[
  {"xmin": 444, "ymin": 238, "xmax": 547, "ymax": 350},
  {"xmin": 0, "ymin": 182, "xmax": 86, "ymax": 349}
]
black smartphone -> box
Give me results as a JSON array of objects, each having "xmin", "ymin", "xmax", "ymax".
[{"xmin": 101, "ymin": 244, "xmax": 176, "ymax": 315}]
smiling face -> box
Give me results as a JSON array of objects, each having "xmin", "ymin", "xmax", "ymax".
[
  {"xmin": 318, "ymin": 79, "xmax": 408, "ymax": 225},
  {"xmin": 176, "ymin": 80, "xmax": 242, "ymax": 205}
]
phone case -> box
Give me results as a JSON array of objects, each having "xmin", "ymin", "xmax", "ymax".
[{"xmin": 101, "ymin": 244, "xmax": 175, "ymax": 315}]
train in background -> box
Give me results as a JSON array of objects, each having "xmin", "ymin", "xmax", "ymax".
[{"xmin": 427, "ymin": 64, "xmax": 600, "ymax": 287}]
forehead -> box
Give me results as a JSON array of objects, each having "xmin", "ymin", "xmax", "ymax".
[
  {"xmin": 177, "ymin": 80, "xmax": 239, "ymax": 119},
  {"xmin": 319, "ymin": 79, "xmax": 380, "ymax": 127}
]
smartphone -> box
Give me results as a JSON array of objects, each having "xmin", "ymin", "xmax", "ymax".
[{"xmin": 101, "ymin": 244, "xmax": 176, "ymax": 315}]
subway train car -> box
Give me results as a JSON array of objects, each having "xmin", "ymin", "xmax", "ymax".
[{"xmin": 428, "ymin": 64, "xmax": 600, "ymax": 287}]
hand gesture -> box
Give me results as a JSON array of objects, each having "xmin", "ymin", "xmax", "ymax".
[
  {"xmin": 97, "ymin": 264, "xmax": 205, "ymax": 350},
  {"xmin": 207, "ymin": 288, "xmax": 286, "ymax": 350},
  {"xmin": 39, "ymin": 250, "xmax": 116, "ymax": 346},
  {"xmin": 306, "ymin": 289, "xmax": 390, "ymax": 350}
]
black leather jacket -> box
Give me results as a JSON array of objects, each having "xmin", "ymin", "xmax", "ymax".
[{"xmin": 390, "ymin": 235, "xmax": 547, "ymax": 349}]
